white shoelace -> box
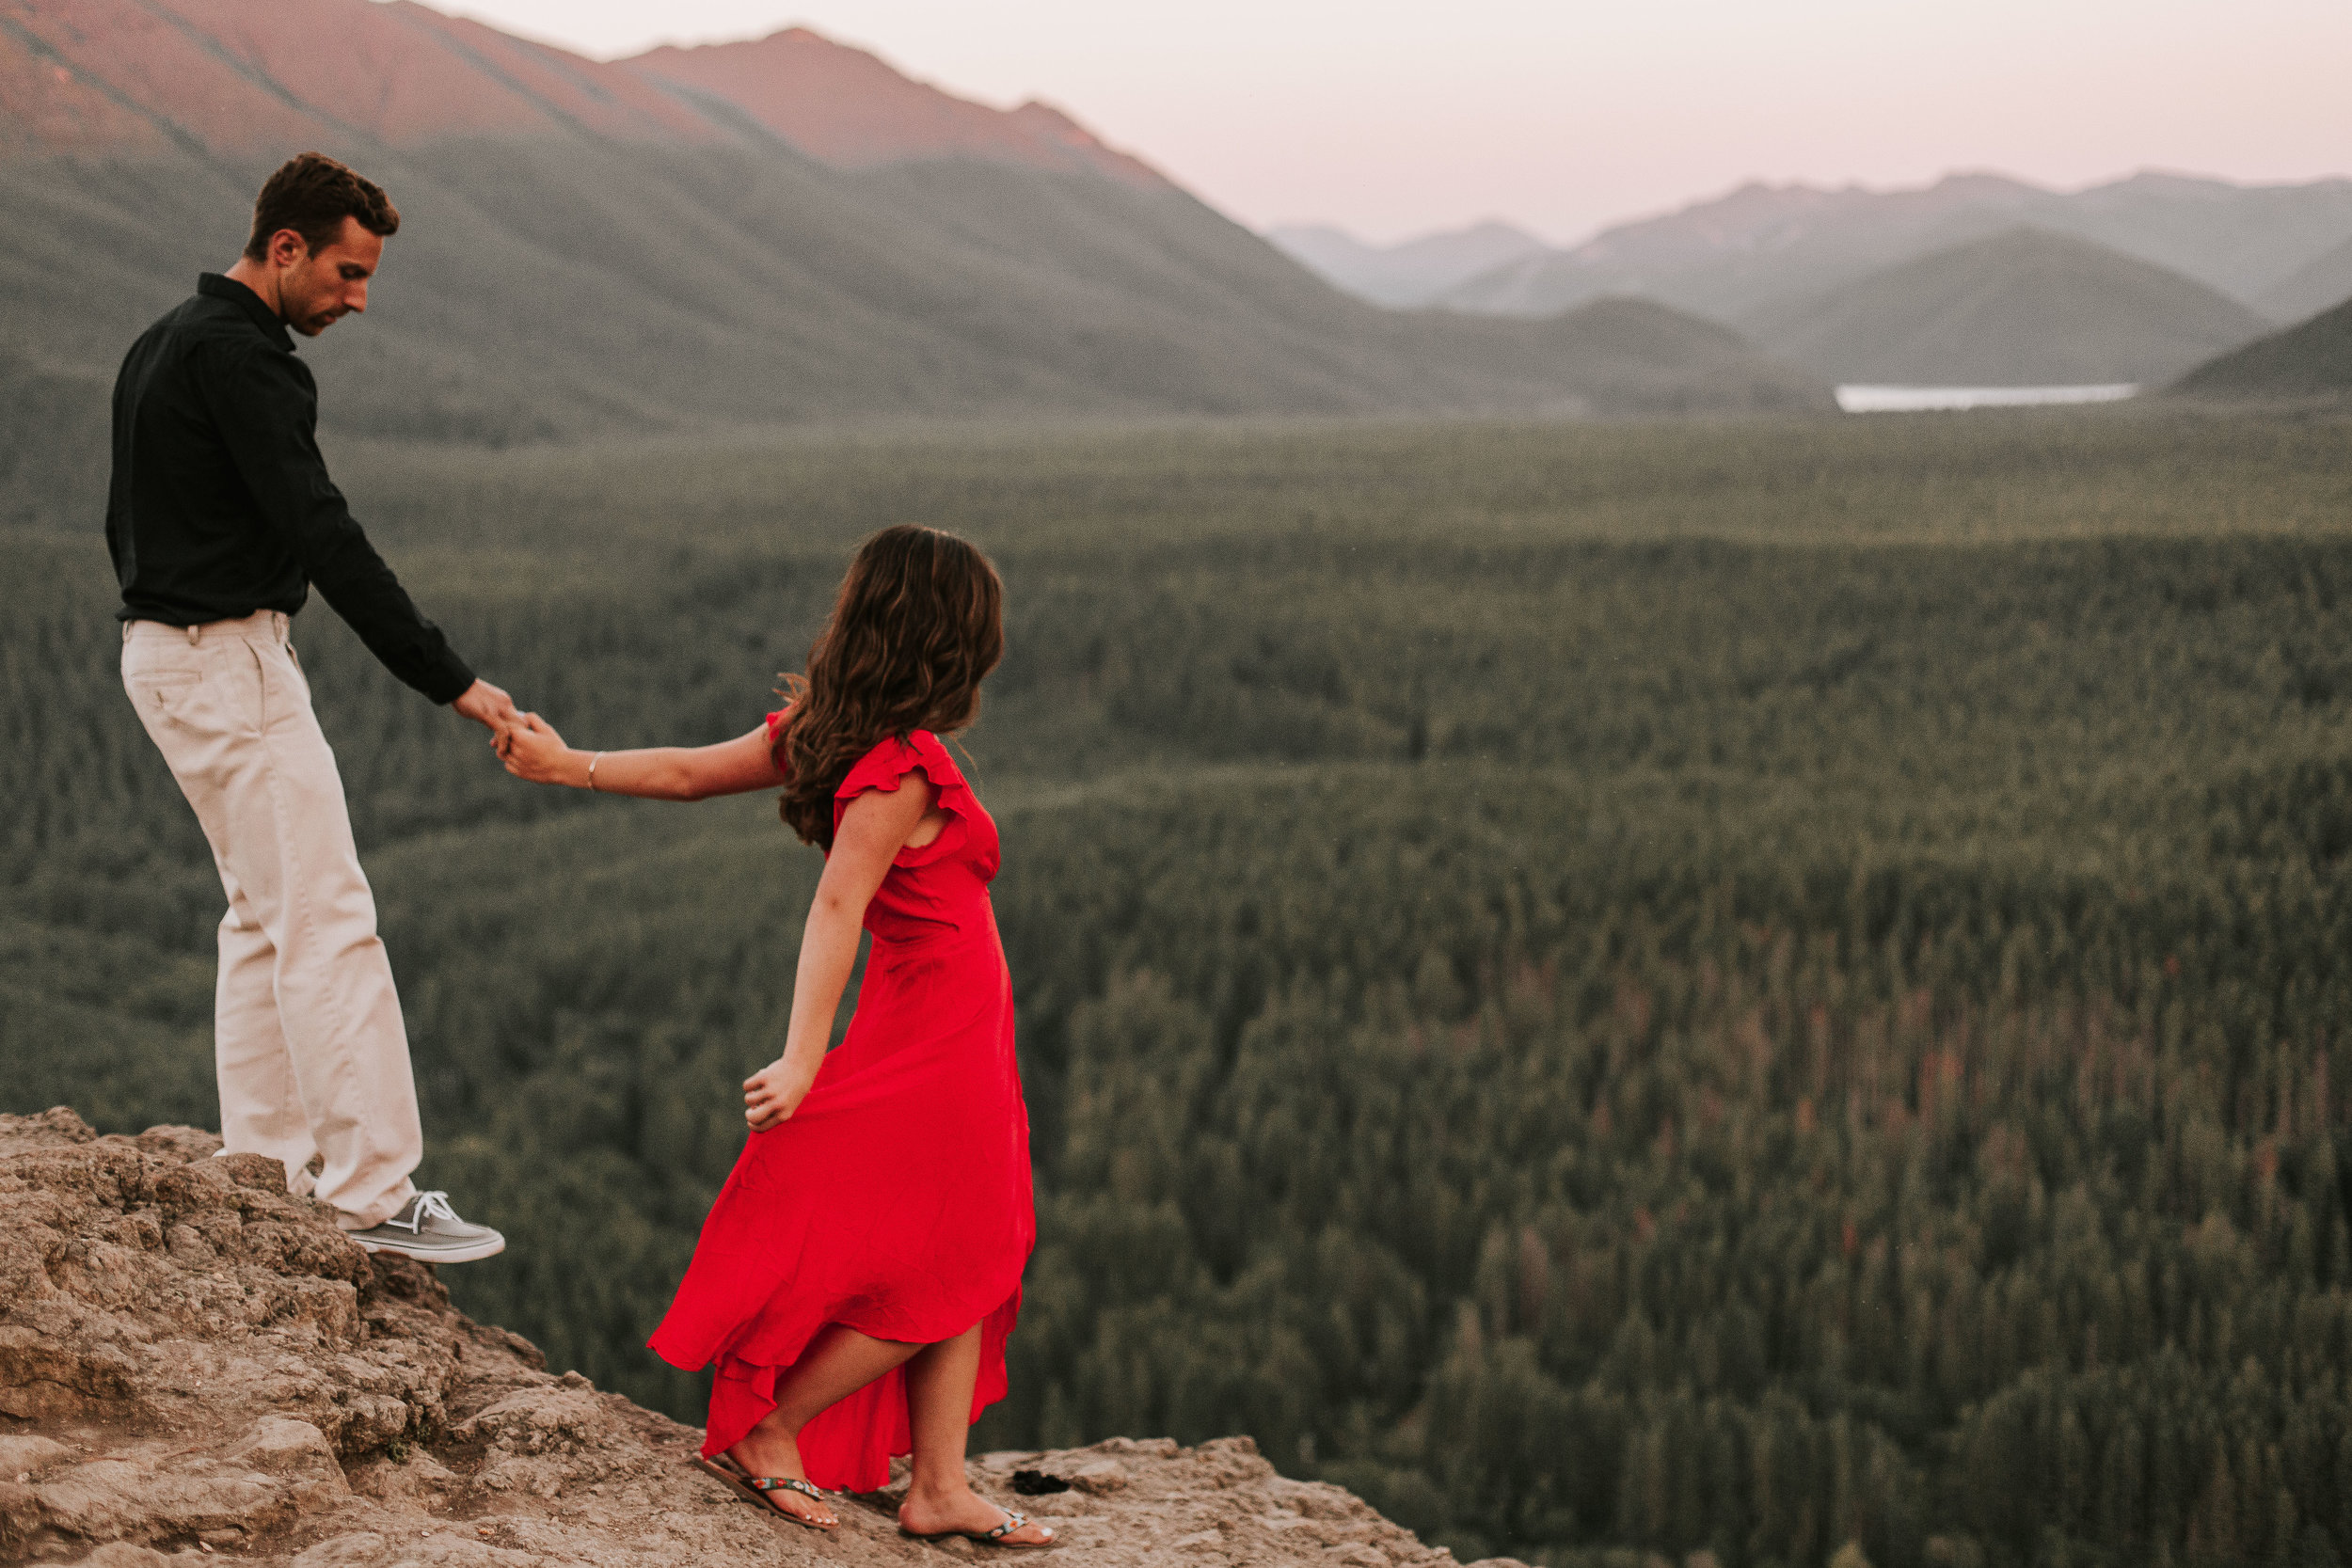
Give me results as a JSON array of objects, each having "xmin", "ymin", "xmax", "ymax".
[{"xmin": 388, "ymin": 1190, "xmax": 461, "ymax": 1233}]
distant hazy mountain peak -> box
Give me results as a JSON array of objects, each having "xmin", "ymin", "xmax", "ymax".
[
  {"xmin": 1442, "ymin": 166, "xmax": 2352, "ymax": 326},
  {"xmin": 1264, "ymin": 218, "xmax": 1551, "ymax": 307},
  {"xmin": 1270, "ymin": 217, "xmax": 1548, "ymax": 253},
  {"xmin": 2097, "ymin": 168, "xmax": 2260, "ymax": 199},
  {"xmin": 1444, "ymin": 218, "xmax": 1550, "ymax": 245},
  {"xmin": 1265, "ymin": 223, "xmax": 1376, "ymax": 260},
  {"xmin": 1922, "ymin": 170, "xmax": 2050, "ymax": 198}
]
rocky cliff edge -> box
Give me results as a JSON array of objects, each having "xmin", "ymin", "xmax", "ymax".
[{"xmin": 0, "ymin": 1111, "xmax": 1510, "ymax": 1568}]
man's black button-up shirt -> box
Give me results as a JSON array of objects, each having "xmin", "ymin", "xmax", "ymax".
[{"xmin": 105, "ymin": 274, "xmax": 475, "ymax": 704}]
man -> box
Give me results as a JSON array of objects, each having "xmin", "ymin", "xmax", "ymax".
[{"xmin": 109, "ymin": 151, "xmax": 507, "ymax": 1264}]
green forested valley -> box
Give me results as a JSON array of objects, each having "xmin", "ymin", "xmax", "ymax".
[{"xmin": 8, "ymin": 408, "xmax": 2352, "ymax": 1568}]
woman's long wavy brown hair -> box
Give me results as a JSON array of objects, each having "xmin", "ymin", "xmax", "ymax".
[{"xmin": 772, "ymin": 525, "xmax": 1004, "ymax": 848}]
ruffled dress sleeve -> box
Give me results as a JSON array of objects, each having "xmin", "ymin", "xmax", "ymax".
[
  {"xmin": 833, "ymin": 731, "xmax": 973, "ymax": 867},
  {"xmin": 763, "ymin": 708, "xmax": 793, "ymax": 776}
]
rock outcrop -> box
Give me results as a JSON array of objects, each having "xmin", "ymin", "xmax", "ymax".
[{"xmin": 0, "ymin": 1112, "xmax": 1494, "ymax": 1567}]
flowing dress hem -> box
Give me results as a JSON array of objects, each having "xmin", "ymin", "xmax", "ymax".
[{"xmin": 668, "ymin": 1286, "xmax": 1023, "ymax": 1492}]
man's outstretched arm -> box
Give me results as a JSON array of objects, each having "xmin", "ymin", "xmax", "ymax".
[{"xmin": 199, "ymin": 340, "xmax": 510, "ymax": 727}]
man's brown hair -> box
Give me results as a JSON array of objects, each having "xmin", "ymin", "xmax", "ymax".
[{"xmin": 242, "ymin": 152, "xmax": 400, "ymax": 261}]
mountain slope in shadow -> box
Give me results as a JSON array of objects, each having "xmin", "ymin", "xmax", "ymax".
[
  {"xmin": 1744, "ymin": 227, "xmax": 2272, "ymax": 387},
  {"xmin": 2173, "ymin": 294, "xmax": 2352, "ymax": 401}
]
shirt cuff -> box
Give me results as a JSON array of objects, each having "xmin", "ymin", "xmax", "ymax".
[{"xmin": 419, "ymin": 648, "xmax": 477, "ymax": 706}]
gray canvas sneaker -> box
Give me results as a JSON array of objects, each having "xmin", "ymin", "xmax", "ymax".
[{"xmin": 346, "ymin": 1190, "xmax": 506, "ymax": 1264}]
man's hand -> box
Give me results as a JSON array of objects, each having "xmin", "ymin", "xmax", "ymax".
[{"xmin": 450, "ymin": 678, "xmax": 520, "ymax": 737}]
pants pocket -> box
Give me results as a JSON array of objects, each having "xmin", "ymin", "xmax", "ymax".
[
  {"xmin": 125, "ymin": 667, "xmax": 208, "ymax": 725},
  {"xmin": 124, "ymin": 644, "xmax": 256, "ymax": 738}
]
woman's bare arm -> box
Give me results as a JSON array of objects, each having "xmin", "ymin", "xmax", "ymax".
[
  {"xmin": 501, "ymin": 709, "xmax": 945, "ymax": 1126},
  {"xmin": 741, "ymin": 779, "xmax": 934, "ymax": 1131},
  {"xmin": 498, "ymin": 715, "xmax": 786, "ymax": 800}
]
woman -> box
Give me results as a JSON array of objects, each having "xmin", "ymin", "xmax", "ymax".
[{"xmin": 498, "ymin": 525, "xmax": 1052, "ymax": 1548}]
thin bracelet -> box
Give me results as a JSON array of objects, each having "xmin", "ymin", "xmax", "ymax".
[{"xmin": 587, "ymin": 752, "xmax": 604, "ymax": 792}]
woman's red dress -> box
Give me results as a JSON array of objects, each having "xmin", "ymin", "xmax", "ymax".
[{"xmin": 648, "ymin": 725, "xmax": 1034, "ymax": 1493}]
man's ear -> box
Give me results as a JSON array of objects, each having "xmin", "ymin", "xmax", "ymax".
[{"xmin": 265, "ymin": 228, "xmax": 309, "ymax": 268}]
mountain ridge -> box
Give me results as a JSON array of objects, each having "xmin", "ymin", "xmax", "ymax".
[
  {"xmin": 2, "ymin": 0, "xmax": 1151, "ymax": 176},
  {"xmin": 1746, "ymin": 226, "xmax": 2273, "ymax": 386},
  {"xmin": 1432, "ymin": 169, "xmax": 2352, "ymax": 328},
  {"xmin": 0, "ymin": 0, "xmax": 1828, "ymax": 480}
]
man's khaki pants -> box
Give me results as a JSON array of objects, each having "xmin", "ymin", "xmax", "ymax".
[{"xmin": 122, "ymin": 611, "xmax": 421, "ymax": 1229}]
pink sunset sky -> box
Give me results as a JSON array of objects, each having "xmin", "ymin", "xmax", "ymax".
[{"xmin": 405, "ymin": 0, "xmax": 2352, "ymax": 245}]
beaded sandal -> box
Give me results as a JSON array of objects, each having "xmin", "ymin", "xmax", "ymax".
[
  {"xmin": 691, "ymin": 1454, "xmax": 837, "ymax": 1531},
  {"xmin": 902, "ymin": 1503, "xmax": 1059, "ymax": 1550}
]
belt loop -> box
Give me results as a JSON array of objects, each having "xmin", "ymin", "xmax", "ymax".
[{"xmin": 186, "ymin": 624, "xmax": 201, "ymax": 645}]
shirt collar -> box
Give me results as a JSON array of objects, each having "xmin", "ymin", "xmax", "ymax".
[{"xmin": 199, "ymin": 273, "xmax": 295, "ymax": 352}]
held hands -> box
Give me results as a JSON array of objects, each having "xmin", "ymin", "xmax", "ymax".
[
  {"xmin": 497, "ymin": 712, "xmax": 573, "ymax": 784},
  {"xmin": 451, "ymin": 678, "xmax": 521, "ymax": 738},
  {"xmin": 743, "ymin": 1057, "xmax": 816, "ymax": 1132}
]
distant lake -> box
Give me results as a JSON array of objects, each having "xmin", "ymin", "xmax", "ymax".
[{"xmin": 1836, "ymin": 384, "xmax": 2139, "ymax": 413}]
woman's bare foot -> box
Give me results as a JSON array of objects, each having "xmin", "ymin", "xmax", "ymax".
[
  {"xmin": 898, "ymin": 1481, "xmax": 1056, "ymax": 1546},
  {"xmin": 725, "ymin": 1428, "xmax": 837, "ymax": 1529}
]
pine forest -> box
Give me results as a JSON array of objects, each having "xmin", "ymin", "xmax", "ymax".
[{"xmin": 8, "ymin": 408, "xmax": 2352, "ymax": 1568}]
